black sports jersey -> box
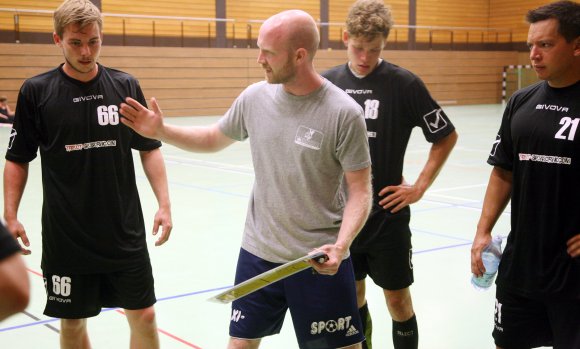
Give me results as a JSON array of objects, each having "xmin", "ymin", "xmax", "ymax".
[
  {"xmin": 323, "ymin": 61, "xmax": 455, "ymax": 205},
  {"xmin": 5, "ymin": 64, "xmax": 161, "ymax": 274},
  {"xmin": 0, "ymin": 222, "xmax": 20, "ymax": 261},
  {"xmin": 489, "ymin": 80, "xmax": 580, "ymax": 299}
]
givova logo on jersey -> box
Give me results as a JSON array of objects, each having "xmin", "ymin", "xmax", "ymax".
[
  {"xmin": 310, "ymin": 316, "xmax": 359, "ymax": 337},
  {"xmin": 422, "ymin": 108, "xmax": 448, "ymax": 133}
]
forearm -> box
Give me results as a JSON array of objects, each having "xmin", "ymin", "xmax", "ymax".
[
  {"xmin": 414, "ymin": 130, "xmax": 458, "ymax": 193},
  {"xmin": 159, "ymin": 123, "xmax": 234, "ymax": 153},
  {"xmin": 336, "ymin": 167, "xmax": 372, "ymax": 256},
  {"xmin": 476, "ymin": 166, "xmax": 512, "ymax": 237},
  {"xmin": 3, "ymin": 161, "xmax": 28, "ymax": 221},
  {"xmin": 140, "ymin": 149, "xmax": 170, "ymax": 209}
]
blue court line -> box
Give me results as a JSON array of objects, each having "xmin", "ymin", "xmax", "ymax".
[
  {"xmin": 411, "ymin": 227, "xmax": 472, "ymax": 242},
  {"xmin": 414, "ymin": 241, "xmax": 473, "ymax": 254},
  {"xmin": 138, "ymin": 173, "xmax": 503, "ymax": 215},
  {"xmin": 169, "ymin": 180, "xmax": 249, "ymax": 199},
  {"xmin": 413, "ymin": 234, "xmax": 507, "ymax": 255},
  {"xmin": 0, "ymin": 286, "xmax": 232, "ymax": 333},
  {"xmin": 1, "ymin": 239, "xmax": 479, "ymax": 334},
  {"xmin": 156, "ymin": 285, "xmax": 231, "ymax": 302},
  {"xmin": 136, "ymin": 174, "xmax": 250, "ymax": 199}
]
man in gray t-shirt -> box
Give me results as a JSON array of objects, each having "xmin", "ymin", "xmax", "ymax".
[{"xmin": 121, "ymin": 10, "xmax": 372, "ymax": 349}]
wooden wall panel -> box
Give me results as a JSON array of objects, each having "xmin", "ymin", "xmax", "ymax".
[
  {"xmin": 489, "ymin": 0, "xmax": 545, "ymax": 42},
  {"xmin": 227, "ymin": 0, "xmax": 319, "ymax": 43},
  {"xmin": 0, "ymin": 0, "xmax": 547, "ymax": 47},
  {"xmin": 0, "ymin": 0, "xmax": 62, "ymax": 10},
  {"xmin": 0, "ymin": 43, "xmax": 519, "ymax": 117},
  {"xmin": 416, "ymin": 0, "xmax": 494, "ymax": 44},
  {"xmin": 0, "ymin": 0, "xmax": 60, "ymax": 34},
  {"xmin": 102, "ymin": 0, "xmax": 216, "ymax": 38}
]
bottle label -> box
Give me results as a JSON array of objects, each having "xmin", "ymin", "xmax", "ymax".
[{"xmin": 472, "ymin": 271, "xmax": 497, "ymax": 289}]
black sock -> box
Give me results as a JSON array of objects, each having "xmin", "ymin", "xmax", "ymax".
[
  {"xmin": 359, "ymin": 303, "xmax": 373, "ymax": 349},
  {"xmin": 392, "ymin": 314, "xmax": 418, "ymax": 349}
]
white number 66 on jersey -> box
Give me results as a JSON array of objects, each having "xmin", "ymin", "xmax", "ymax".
[{"xmin": 97, "ymin": 105, "xmax": 120, "ymax": 126}]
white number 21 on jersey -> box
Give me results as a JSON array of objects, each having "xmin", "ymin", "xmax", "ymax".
[{"xmin": 555, "ymin": 117, "xmax": 579, "ymax": 141}]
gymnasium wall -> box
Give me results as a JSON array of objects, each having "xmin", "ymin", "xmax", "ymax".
[
  {"xmin": 0, "ymin": 0, "xmax": 541, "ymax": 48},
  {"xmin": 0, "ymin": 43, "xmax": 519, "ymax": 117},
  {"xmin": 489, "ymin": 0, "xmax": 548, "ymax": 43}
]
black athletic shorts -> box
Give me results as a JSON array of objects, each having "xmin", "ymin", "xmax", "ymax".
[
  {"xmin": 493, "ymin": 286, "xmax": 580, "ymax": 349},
  {"xmin": 350, "ymin": 210, "xmax": 413, "ymax": 290},
  {"xmin": 43, "ymin": 263, "xmax": 156, "ymax": 319}
]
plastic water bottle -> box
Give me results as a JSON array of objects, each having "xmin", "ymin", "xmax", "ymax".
[{"xmin": 471, "ymin": 235, "xmax": 503, "ymax": 290}]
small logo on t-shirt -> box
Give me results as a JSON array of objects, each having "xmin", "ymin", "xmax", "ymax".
[
  {"xmin": 8, "ymin": 128, "xmax": 16, "ymax": 149},
  {"xmin": 295, "ymin": 126, "xmax": 324, "ymax": 150},
  {"xmin": 423, "ymin": 108, "xmax": 448, "ymax": 133},
  {"xmin": 490, "ymin": 134, "xmax": 501, "ymax": 156}
]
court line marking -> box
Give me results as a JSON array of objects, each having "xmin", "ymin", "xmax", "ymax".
[{"xmin": 0, "ymin": 269, "xmax": 215, "ymax": 349}]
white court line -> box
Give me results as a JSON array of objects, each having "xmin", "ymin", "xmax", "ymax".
[
  {"xmin": 428, "ymin": 183, "xmax": 488, "ymax": 193},
  {"xmin": 164, "ymin": 155, "xmax": 255, "ymax": 176},
  {"xmin": 452, "ymin": 145, "xmax": 493, "ymax": 154}
]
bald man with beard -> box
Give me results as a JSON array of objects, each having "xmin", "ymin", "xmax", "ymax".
[{"xmin": 120, "ymin": 9, "xmax": 372, "ymax": 349}]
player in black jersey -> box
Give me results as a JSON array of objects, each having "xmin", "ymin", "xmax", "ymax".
[
  {"xmin": 471, "ymin": 1, "xmax": 580, "ymax": 348},
  {"xmin": 0, "ymin": 222, "xmax": 29, "ymax": 322},
  {"xmin": 3, "ymin": 1, "xmax": 172, "ymax": 348},
  {"xmin": 322, "ymin": 1, "xmax": 457, "ymax": 349}
]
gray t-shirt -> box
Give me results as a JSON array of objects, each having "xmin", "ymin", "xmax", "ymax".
[{"xmin": 219, "ymin": 79, "xmax": 370, "ymax": 263}]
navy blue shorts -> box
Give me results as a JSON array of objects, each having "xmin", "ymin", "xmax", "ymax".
[
  {"xmin": 493, "ymin": 286, "xmax": 580, "ymax": 349},
  {"xmin": 43, "ymin": 263, "xmax": 156, "ymax": 319},
  {"xmin": 229, "ymin": 248, "xmax": 365, "ymax": 349}
]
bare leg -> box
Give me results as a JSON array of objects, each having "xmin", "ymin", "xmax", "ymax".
[
  {"xmin": 355, "ymin": 279, "xmax": 366, "ymax": 308},
  {"xmin": 383, "ymin": 288, "xmax": 414, "ymax": 321},
  {"xmin": 60, "ymin": 318, "xmax": 91, "ymax": 349},
  {"xmin": 227, "ymin": 337, "xmax": 261, "ymax": 349},
  {"xmin": 384, "ymin": 288, "xmax": 417, "ymax": 349},
  {"xmin": 125, "ymin": 306, "xmax": 159, "ymax": 349}
]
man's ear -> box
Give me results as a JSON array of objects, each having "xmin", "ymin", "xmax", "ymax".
[
  {"xmin": 342, "ymin": 30, "xmax": 349, "ymax": 47},
  {"xmin": 295, "ymin": 47, "xmax": 307, "ymax": 63},
  {"xmin": 53, "ymin": 32, "xmax": 62, "ymax": 47},
  {"xmin": 574, "ymin": 36, "xmax": 580, "ymax": 57}
]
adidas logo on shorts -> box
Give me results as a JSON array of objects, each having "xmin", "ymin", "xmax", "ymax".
[{"xmin": 346, "ymin": 325, "xmax": 359, "ymax": 337}]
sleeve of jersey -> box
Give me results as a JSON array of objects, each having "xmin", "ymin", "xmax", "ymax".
[
  {"xmin": 487, "ymin": 103, "xmax": 514, "ymax": 171},
  {"xmin": 5, "ymin": 83, "xmax": 40, "ymax": 163},
  {"xmin": 129, "ymin": 79, "xmax": 162, "ymax": 151},
  {"xmin": 406, "ymin": 78, "xmax": 455, "ymax": 143}
]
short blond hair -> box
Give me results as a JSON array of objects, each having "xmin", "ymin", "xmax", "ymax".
[
  {"xmin": 346, "ymin": 0, "xmax": 394, "ymax": 40},
  {"xmin": 53, "ymin": 0, "xmax": 102, "ymax": 38}
]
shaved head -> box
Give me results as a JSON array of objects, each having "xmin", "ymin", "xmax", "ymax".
[{"xmin": 260, "ymin": 10, "xmax": 320, "ymax": 61}]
